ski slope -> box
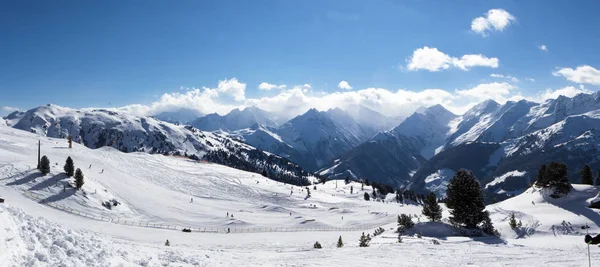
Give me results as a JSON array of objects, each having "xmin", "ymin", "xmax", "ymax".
[{"xmin": 3, "ymin": 125, "xmax": 600, "ymax": 266}]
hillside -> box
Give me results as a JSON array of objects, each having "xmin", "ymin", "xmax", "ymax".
[{"xmin": 3, "ymin": 104, "xmax": 313, "ymax": 185}]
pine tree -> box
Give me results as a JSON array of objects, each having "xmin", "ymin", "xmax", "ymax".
[
  {"xmin": 480, "ymin": 211, "xmax": 500, "ymax": 237},
  {"xmin": 581, "ymin": 164, "xmax": 593, "ymax": 185},
  {"xmin": 371, "ymin": 188, "xmax": 377, "ymax": 199},
  {"xmin": 337, "ymin": 236, "xmax": 344, "ymax": 248},
  {"xmin": 63, "ymin": 156, "xmax": 74, "ymax": 177},
  {"xmin": 546, "ymin": 162, "xmax": 572, "ymax": 197},
  {"xmin": 596, "ymin": 169, "xmax": 600, "ymax": 186},
  {"xmin": 359, "ymin": 232, "xmax": 371, "ymax": 247},
  {"xmin": 509, "ymin": 213, "xmax": 517, "ymax": 229},
  {"xmin": 345, "ymin": 176, "xmax": 350, "ymax": 184},
  {"xmin": 74, "ymin": 168, "xmax": 84, "ymax": 190},
  {"xmin": 397, "ymin": 214, "xmax": 414, "ymax": 233},
  {"xmin": 364, "ymin": 192, "xmax": 370, "ymax": 201},
  {"xmin": 445, "ymin": 169, "xmax": 486, "ymax": 228},
  {"xmin": 313, "ymin": 241, "xmax": 322, "ymax": 249},
  {"xmin": 535, "ymin": 164, "xmax": 547, "ymax": 186},
  {"xmin": 422, "ymin": 192, "xmax": 442, "ymax": 222},
  {"xmin": 39, "ymin": 155, "xmax": 50, "ymax": 175}
]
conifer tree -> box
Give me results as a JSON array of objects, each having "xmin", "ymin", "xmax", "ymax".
[
  {"xmin": 63, "ymin": 156, "xmax": 74, "ymax": 177},
  {"xmin": 359, "ymin": 232, "xmax": 371, "ymax": 247},
  {"xmin": 397, "ymin": 214, "xmax": 414, "ymax": 233},
  {"xmin": 39, "ymin": 155, "xmax": 50, "ymax": 175},
  {"xmin": 480, "ymin": 211, "xmax": 500, "ymax": 237},
  {"xmin": 596, "ymin": 169, "xmax": 600, "ymax": 186},
  {"xmin": 422, "ymin": 192, "xmax": 442, "ymax": 222},
  {"xmin": 337, "ymin": 236, "xmax": 344, "ymax": 248},
  {"xmin": 364, "ymin": 192, "xmax": 370, "ymax": 201},
  {"xmin": 582, "ymin": 164, "xmax": 593, "ymax": 185},
  {"xmin": 74, "ymin": 168, "xmax": 84, "ymax": 190},
  {"xmin": 509, "ymin": 213, "xmax": 517, "ymax": 229},
  {"xmin": 313, "ymin": 241, "xmax": 322, "ymax": 249},
  {"xmin": 535, "ymin": 164, "xmax": 547, "ymax": 186},
  {"xmin": 445, "ymin": 169, "xmax": 485, "ymax": 228}
]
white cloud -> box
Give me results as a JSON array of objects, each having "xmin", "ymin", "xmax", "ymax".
[
  {"xmin": 258, "ymin": 82, "xmax": 287, "ymax": 91},
  {"xmin": 525, "ymin": 77, "xmax": 535, "ymax": 82},
  {"xmin": 407, "ymin": 46, "xmax": 498, "ymax": 71},
  {"xmin": 538, "ymin": 45, "xmax": 548, "ymax": 52},
  {"xmin": 338, "ymin": 80, "xmax": 352, "ymax": 90},
  {"xmin": 455, "ymin": 82, "xmax": 518, "ymax": 104},
  {"xmin": 471, "ymin": 9, "xmax": 516, "ymax": 36},
  {"xmin": 2, "ymin": 106, "xmax": 19, "ymax": 112},
  {"xmin": 553, "ymin": 65, "xmax": 600, "ymax": 85},
  {"xmin": 536, "ymin": 86, "xmax": 592, "ymax": 102},
  {"xmin": 490, "ymin": 73, "xmax": 519, "ymax": 82},
  {"xmin": 215, "ymin": 78, "xmax": 246, "ymax": 101}
]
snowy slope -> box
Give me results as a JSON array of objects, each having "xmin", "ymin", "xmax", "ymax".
[
  {"xmin": 5, "ymin": 104, "xmax": 312, "ymax": 185},
  {"xmin": 2, "ymin": 125, "xmax": 600, "ymax": 266}
]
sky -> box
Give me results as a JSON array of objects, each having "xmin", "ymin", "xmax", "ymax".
[{"xmin": 2, "ymin": 0, "xmax": 600, "ymax": 118}]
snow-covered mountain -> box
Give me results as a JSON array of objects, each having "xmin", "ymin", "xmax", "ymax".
[
  {"xmin": 318, "ymin": 105, "xmax": 457, "ymax": 186},
  {"xmin": 190, "ymin": 106, "xmax": 279, "ymax": 132},
  {"xmin": 151, "ymin": 108, "xmax": 203, "ymax": 125},
  {"xmin": 343, "ymin": 104, "xmax": 404, "ymax": 133},
  {"xmin": 409, "ymin": 92, "xmax": 600, "ymax": 199},
  {"xmin": 273, "ymin": 108, "xmax": 373, "ymax": 171},
  {"xmin": 3, "ymin": 104, "xmax": 312, "ymax": 185}
]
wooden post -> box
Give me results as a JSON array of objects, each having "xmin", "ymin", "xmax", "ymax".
[
  {"xmin": 68, "ymin": 136, "xmax": 72, "ymax": 149},
  {"xmin": 37, "ymin": 140, "xmax": 41, "ymax": 169}
]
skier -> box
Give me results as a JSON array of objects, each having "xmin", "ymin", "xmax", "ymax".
[
  {"xmin": 190, "ymin": 198, "xmax": 193, "ymax": 203},
  {"xmin": 165, "ymin": 239, "xmax": 170, "ymax": 246},
  {"xmin": 100, "ymin": 169, "xmax": 104, "ymax": 174},
  {"xmin": 227, "ymin": 228, "xmax": 231, "ymax": 233},
  {"xmin": 289, "ymin": 212, "xmax": 292, "ymax": 216},
  {"xmin": 227, "ymin": 212, "xmax": 229, "ymax": 217},
  {"xmin": 89, "ymin": 164, "xmax": 91, "ymax": 169}
]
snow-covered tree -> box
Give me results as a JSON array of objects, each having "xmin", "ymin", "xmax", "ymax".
[
  {"xmin": 74, "ymin": 168, "xmax": 84, "ymax": 189},
  {"xmin": 446, "ymin": 169, "xmax": 485, "ymax": 229},
  {"xmin": 422, "ymin": 192, "xmax": 442, "ymax": 222},
  {"xmin": 581, "ymin": 164, "xmax": 593, "ymax": 185},
  {"xmin": 337, "ymin": 236, "xmax": 344, "ymax": 248},
  {"xmin": 39, "ymin": 155, "xmax": 50, "ymax": 174},
  {"xmin": 63, "ymin": 156, "xmax": 74, "ymax": 177}
]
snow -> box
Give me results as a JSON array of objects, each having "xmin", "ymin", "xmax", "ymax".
[
  {"xmin": 423, "ymin": 169, "xmax": 456, "ymax": 196},
  {"xmin": 485, "ymin": 171, "xmax": 527, "ymax": 189},
  {"xmin": 3, "ymin": 125, "xmax": 600, "ymax": 266}
]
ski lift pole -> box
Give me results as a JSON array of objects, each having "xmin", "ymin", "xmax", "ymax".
[{"xmin": 588, "ymin": 223, "xmax": 591, "ymax": 267}]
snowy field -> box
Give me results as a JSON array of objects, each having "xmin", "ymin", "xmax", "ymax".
[{"xmin": 2, "ymin": 125, "xmax": 600, "ymax": 266}]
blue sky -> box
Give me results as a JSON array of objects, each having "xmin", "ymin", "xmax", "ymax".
[{"xmin": 2, "ymin": 0, "xmax": 600, "ymax": 118}]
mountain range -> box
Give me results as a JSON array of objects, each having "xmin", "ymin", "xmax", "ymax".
[
  {"xmin": 6, "ymin": 92, "xmax": 600, "ymax": 201},
  {"xmin": 2, "ymin": 104, "xmax": 312, "ymax": 186}
]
